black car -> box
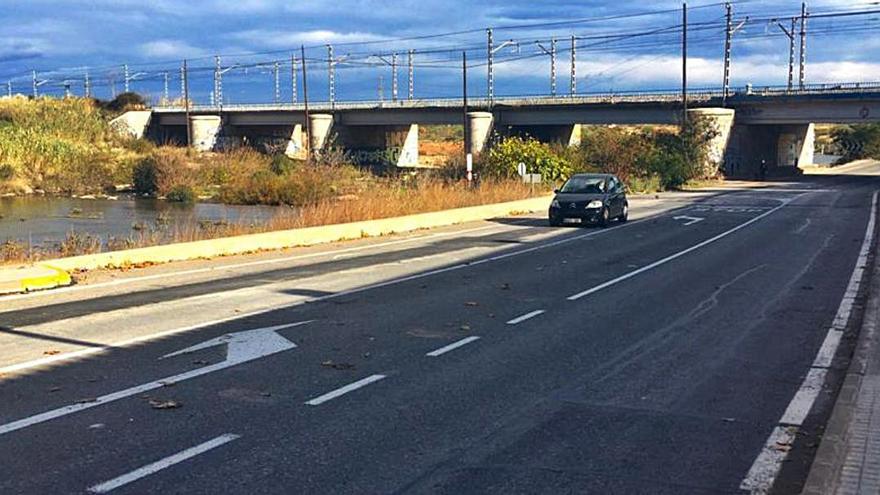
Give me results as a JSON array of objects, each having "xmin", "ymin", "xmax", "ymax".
[{"xmin": 548, "ymin": 173, "xmax": 628, "ymax": 227}]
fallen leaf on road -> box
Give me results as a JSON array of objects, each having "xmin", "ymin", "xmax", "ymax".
[
  {"xmin": 43, "ymin": 350, "xmax": 61, "ymax": 356},
  {"xmin": 149, "ymin": 399, "xmax": 182, "ymax": 410},
  {"xmin": 773, "ymin": 441, "xmax": 792, "ymax": 452},
  {"xmin": 321, "ymin": 360, "xmax": 355, "ymax": 370},
  {"xmin": 460, "ymin": 324, "xmax": 471, "ymax": 331}
]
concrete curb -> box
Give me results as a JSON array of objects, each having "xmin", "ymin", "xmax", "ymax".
[
  {"xmin": 0, "ymin": 196, "xmax": 552, "ymax": 294},
  {"xmin": 0, "ymin": 264, "xmax": 72, "ymax": 295},
  {"xmin": 801, "ymin": 229, "xmax": 880, "ymax": 494}
]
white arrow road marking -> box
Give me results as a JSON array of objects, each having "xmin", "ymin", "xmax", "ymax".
[
  {"xmin": 673, "ymin": 215, "xmax": 705, "ymax": 226},
  {"xmin": 87, "ymin": 433, "xmax": 240, "ymax": 493},
  {"xmin": 0, "ymin": 321, "xmax": 310, "ymax": 437}
]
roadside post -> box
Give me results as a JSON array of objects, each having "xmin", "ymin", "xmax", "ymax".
[{"xmin": 466, "ymin": 153, "xmax": 474, "ymax": 186}]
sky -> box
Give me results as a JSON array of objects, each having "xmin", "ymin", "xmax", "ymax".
[{"xmin": 1, "ymin": 0, "xmax": 879, "ymax": 104}]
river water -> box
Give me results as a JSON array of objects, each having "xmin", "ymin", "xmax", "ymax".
[{"xmin": 0, "ymin": 196, "xmax": 285, "ymax": 250}]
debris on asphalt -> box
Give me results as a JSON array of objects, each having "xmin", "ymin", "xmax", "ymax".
[
  {"xmin": 464, "ymin": 301, "xmax": 479, "ymax": 307},
  {"xmin": 76, "ymin": 397, "xmax": 98, "ymax": 404},
  {"xmin": 460, "ymin": 324, "xmax": 471, "ymax": 331},
  {"xmin": 500, "ymin": 283, "xmax": 511, "ymax": 290},
  {"xmin": 48, "ymin": 387, "xmax": 61, "ymax": 393},
  {"xmin": 192, "ymin": 360, "xmax": 210, "ymax": 366},
  {"xmin": 149, "ymin": 399, "xmax": 182, "ymax": 410},
  {"xmin": 321, "ymin": 360, "xmax": 355, "ymax": 370},
  {"xmin": 43, "ymin": 350, "xmax": 61, "ymax": 356},
  {"xmin": 88, "ymin": 423, "xmax": 105, "ymax": 429}
]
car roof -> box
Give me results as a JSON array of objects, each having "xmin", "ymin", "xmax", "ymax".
[{"xmin": 569, "ymin": 173, "xmax": 614, "ymax": 179}]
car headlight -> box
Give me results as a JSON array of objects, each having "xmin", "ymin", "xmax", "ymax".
[
  {"xmin": 551, "ymin": 199, "xmax": 560, "ymax": 208},
  {"xmin": 586, "ymin": 200, "xmax": 603, "ymax": 209}
]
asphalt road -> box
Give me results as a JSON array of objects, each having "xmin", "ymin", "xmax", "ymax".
[{"xmin": 1, "ymin": 167, "xmax": 878, "ymax": 494}]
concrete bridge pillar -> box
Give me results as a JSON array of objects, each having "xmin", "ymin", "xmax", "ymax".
[
  {"xmin": 467, "ymin": 112, "xmax": 494, "ymax": 156},
  {"xmin": 309, "ymin": 114, "xmax": 334, "ymax": 152},
  {"xmin": 284, "ymin": 124, "xmax": 306, "ymax": 159},
  {"xmin": 687, "ymin": 108, "xmax": 735, "ymax": 177},
  {"xmin": 390, "ymin": 124, "xmax": 419, "ymax": 167},
  {"xmin": 189, "ymin": 115, "xmax": 222, "ymax": 152},
  {"xmin": 777, "ymin": 123, "xmax": 815, "ymax": 168}
]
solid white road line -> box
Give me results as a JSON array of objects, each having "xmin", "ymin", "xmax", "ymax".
[
  {"xmin": 506, "ymin": 310, "xmax": 546, "ymax": 325},
  {"xmin": 87, "ymin": 434, "xmax": 240, "ymax": 493},
  {"xmin": 305, "ymin": 374, "xmax": 387, "ymax": 406},
  {"xmin": 740, "ymin": 190, "xmax": 879, "ymax": 494},
  {"xmin": 739, "ymin": 426, "xmax": 797, "ymax": 494},
  {"xmin": 779, "ymin": 368, "xmax": 828, "ymax": 426},
  {"xmin": 426, "ymin": 336, "xmax": 481, "ymax": 357},
  {"xmin": 568, "ymin": 202, "xmax": 790, "ymax": 301}
]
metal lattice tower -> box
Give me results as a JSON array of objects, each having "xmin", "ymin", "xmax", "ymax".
[
  {"xmin": 570, "ymin": 35, "xmax": 577, "ymax": 96},
  {"xmin": 551, "ymin": 38, "xmax": 557, "ymax": 96},
  {"xmin": 788, "ymin": 18, "xmax": 796, "ymax": 91},
  {"xmin": 32, "ymin": 70, "xmax": 37, "ymax": 98},
  {"xmin": 84, "ymin": 71, "xmax": 91, "ymax": 98},
  {"xmin": 180, "ymin": 64, "xmax": 186, "ymax": 100},
  {"xmin": 163, "ymin": 72, "xmax": 170, "ymax": 103},
  {"xmin": 799, "ymin": 2, "xmax": 807, "ymax": 90},
  {"xmin": 214, "ymin": 56, "xmax": 222, "ymax": 107},
  {"xmin": 722, "ymin": 3, "xmax": 732, "ymax": 104},
  {"xmin": 328, "ymin": 45, "xmax": 336, "ymax": 107},
  {"xmin": 6, "ymin": 81, "xmax": 11, "ymax": 97},
  {"xmin": 123, "ymin": 64, "xmax": 130, "ymax": 92},
  {"xmin": 408, "ymin": 49, "xmax": 414, "ymax": 100},
  {"xmin": 291, "ymin": 54, "xmax": 298, "ymax": 104},
  {"xmin": 392, "ymin": 52, "xmax": 399, "ymax": 101},
  {"xmin": 274, "ymin": 61, "xmax": 281, "ymax": 103},
  {"xmin": 487, "ymin": 28, "xmax": 494, "ymax": 101}
]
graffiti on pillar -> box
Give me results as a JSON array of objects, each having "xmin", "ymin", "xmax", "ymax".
[{"xmin": 347, "ymin": 147, "xmax": 416, "ymax": 168}]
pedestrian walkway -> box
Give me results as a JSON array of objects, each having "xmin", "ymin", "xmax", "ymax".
[
  {"xmin": 836, "ymin": 376, "xmax": 880, "ymax": 494},
  {"xmin": 803, "ymin": 256, "xmax": 880, "ymax": 495}
]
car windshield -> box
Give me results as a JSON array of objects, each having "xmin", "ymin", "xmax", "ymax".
[{"xmin": 559, "ymin": 177, "xmax": 605, "ymax": 194}]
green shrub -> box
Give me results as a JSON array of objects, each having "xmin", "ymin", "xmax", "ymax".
[
  {"xmin": 833, "ymin": 124, "xmax": 880, "ymax": 162},
  {"xmin": 269, "ymin": 154, "xmax": 298, "ymax": 175},
  {"xmin": 166, "ymin": 184, "xmax": 196, "ymax": 203},
  {"xmin": 484, "ymin": 135, "xmax": 571, "ymax": 182},
  {"xmin": 578, "ymin": 127, "xmax": 654, "ymax": 182},
  {"xmin": 133, "ymin": 149, "xmax": 195, "ymax": 196}
]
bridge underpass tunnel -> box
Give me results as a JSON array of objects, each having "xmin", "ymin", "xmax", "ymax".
[
  {"xmin": 498, "ymin": 124, "xmax": 583, "ymax": 147},
  {"xmin": 725, "ymin": 123, "xmax": 815, "ymax": 178},
  {"xmin": 334, "ymin": 123, "xmax": 419, "ymax": 169}
]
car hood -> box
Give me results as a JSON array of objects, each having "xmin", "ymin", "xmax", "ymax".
[{"xmin": 553, "ymin": 193, "xmax": 606, "ymax": 202}]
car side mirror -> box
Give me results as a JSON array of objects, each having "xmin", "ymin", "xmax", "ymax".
[{"xmin": 553, "ymin": 189, "xmax": 559, "ymax": 194}]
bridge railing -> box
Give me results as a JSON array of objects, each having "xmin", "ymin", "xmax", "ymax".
[{"xmin": 152, "ymin": 81, "xmax": 880, "ymax": 112}]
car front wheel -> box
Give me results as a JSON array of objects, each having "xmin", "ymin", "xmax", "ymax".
[
  {"xmin": 619, "ymin": 203, "xmax": 629, "ymax": 223},
  {"xmin": 599, "ymin": 207, "xmax": 610, "ymax": 227}
]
